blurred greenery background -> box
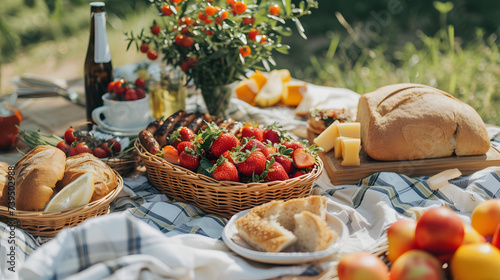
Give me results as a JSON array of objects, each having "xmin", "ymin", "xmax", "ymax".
[{"xmin": 1, "ymin": 0, "xmax": 499, "ymax": 124}]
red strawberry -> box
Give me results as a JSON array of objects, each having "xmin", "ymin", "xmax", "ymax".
[
  {"xmin": 179, "ymin": 127, "xmax": 196, "ymax": 141},
  {"xmin": 273, "ymin": 155, "xmax": 293, "ymax": 174},
  {"xmin": 241, "ymin": 139, "xmax": 269, "ymax": 158},
  {"xmin": 292, "ymin": 148, "xmax": 315, "ymax": 169},
  {"xmin": 179, "ymin": 150, "xmax": 200, "ymax": 171},
  {"xmin": 211, "ymin": 132, "xmax": 239, "ymax": 158},
  {"xmin": 125, "ymin": 88, "xmax": 138, "ymax": 101},
  {"xmin": 177, "ymin": 141, "xmax": 196, "ymax": 153},
  {"xmin": 263, "ymin": 129, "xmax": 280, "ymax": 144},
  {"xmin": 213, "ymin": 161, "xmax": 239, "ymax": 182},
  {"xmin": 292, "ymin": 171, "xmax": 304, "ymax": 178},
  {"xmin": 163, "ymin": 145, "xmax": 180, "ymax": 164},
  {"xmin": 241, "ymin": 125, "xmax": 264, "ymax": 141},
  {"xmin": 264, "ymin": 162, "xmax": 289, "ymax": 182},
  {"xmin": 136, "ymin": 88, "xmax": 146, "ymax": 99},
  {"xmin": 283, "ymin": 141, "xmax": 304, "ymax": 151},
  {"xmin": 236, "ymin": 151, "xmax": 267, "ymax": 176}
]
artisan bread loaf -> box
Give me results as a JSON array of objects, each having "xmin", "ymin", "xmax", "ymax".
[
  {"xmin": 293, "ymin": 211, "xmax": 338, "ymax": 252},
  {"xmin": 14, "ymin": 145, "xmax": 66, "ymax": 211},
  {"xmin": 0, "ymin": 162, "xmax": 10, "ymax": 207},
  {"xmin": 357, "ymin": 83, "xmax": 490, "ymax": 161},
  {"xmin": 57, "ymin": 153, "xmax": 117, "ymax": 202},
  {"xmin": 235, "ymin": 196, "xmax": 335, "ymax": 253}
]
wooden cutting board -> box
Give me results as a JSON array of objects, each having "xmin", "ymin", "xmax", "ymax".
[{"xmin": 308, "ymin": 130, "xmax": 500, "ymax": 185}]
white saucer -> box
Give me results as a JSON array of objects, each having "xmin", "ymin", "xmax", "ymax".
[
  {"xmin": 222, "ymin": 210, "xmax": 348, "ymax": 264},
  {"xmin": 93, "ymin": 121, "xmax": 149, "ymax": 137}
]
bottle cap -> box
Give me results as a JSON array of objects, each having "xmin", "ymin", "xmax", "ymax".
[{"xmin": 89, "ymin": 2, "xmax": 105, "ymax": 7}]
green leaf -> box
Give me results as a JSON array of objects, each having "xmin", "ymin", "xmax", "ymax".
[
  {"xmin": 207, "ymin": 48, "xmax": 229, "ymax": 60},
  {"xmin": 272, "ymin": 26, "xmax": 293, "ymax": 37},
  {"xmin": 274, "ymin": 45, "xmax": 290, "ymax": 54},
  {"xmin": 282, "ymin": 0, "xmax": 292, "ymax": 16},
  {"xmin": 293, "ymin": 18, "xmax": 307, "ymax": 39},
  {"xmin": 197, "ymin": 157, "xmax": 214, "ymax": 177}
]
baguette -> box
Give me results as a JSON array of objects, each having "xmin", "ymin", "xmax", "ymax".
[
  {"xmin": 14, "ymin": 145, "xmax": 66, "ymax": 211},
  {"xmin": 357, "ymin": 83, "xmax": 490, "ymax": 161},
  {"xmin": 57, "ymin": 153, "xmax": 117, "ymax": 202}
]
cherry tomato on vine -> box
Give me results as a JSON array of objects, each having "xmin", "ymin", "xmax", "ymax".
[
  {"xmin": 92, "ymin": 147, "xmax": 108, "ymax": 158},
  {"xmin": 198, "ymin": 12, "xmax": 207, "ymax": 21},
  {"xmin": 172, "ymin": 0, "xmax": 182, "ymax": 3},
  {"xmin": 56, "ymin": 141, "xmax": 70, "ymax": 155},
  {"xmin": 206, "ymin": 29, "xmax": 214, "ymax": 36},
  {"xmin": 64, "ymin": 128, "xmax": 77, "ymax": 144},
  {"xmin": 269, "ymin": 4, "xmax": 280, "ymax": 15},
  {"xmin": 113, "ymin": 79, "xmax": 126, "ymax": 95},
  {"xmin": 75, "ymin": 141, "xmax": 92, "ymax": 155},
  {"xmin": 233, "ymin": 1, "xmax": 247, "ymax": 14},
  {"xmin": 151, "ymin": 24, "xmax": 161, "ymax": 35},
  {"xmin": 140, "ymin": 43, "xmax": 149, "ymax": 53},
  {"xmin": 226, "ymin": 0, "xmax": 235, "ymax": 5},
  {"xmin": 161, "ymin": 5, "xmax": 174, "ymax": 16},
  {"xmin": 182, "ymin": 36, "xmax": 194, "ymax": 48},
  {"xmin": 239, "ymin": 45, "xmax": 251, "ymax": 57},
  {"xmin": 175, "ymin": 34, "xmax": 184, "ymax": 45},
  {"xmin": 248, "ymin": 28, "xmax": 258, "ymax": 41},
  {"xmin": 260, "ymin": 35, "xmax": 268, "ymax": 44},
  {"xmin": 180, "ymin": 60, "xmax": 190, "ymax": 72},
  {"xmin": 147, "ymin": 49, "xmax": 158, "ymax": 60}
]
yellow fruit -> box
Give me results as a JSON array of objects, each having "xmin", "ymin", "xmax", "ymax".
[
  {"xmin": 281, "ymin": 81, "xmax": 307, "ymax": 106},
  {"xmin": 450, "ymin": 243, "xmax": 500, "ymax": 280},
  {"xmin": 278, "ymin": 69, "xmax": 291, "ymax": 83},
  {"xmin": 254, "ymin": 70, "xmax": 283, "ymax": 107},
  {"xmin": 462, "ymin": 224, "xmax": 486, "ymax": 245},
  {"xmin": 471, "ymin": 198, "xmax": 500, "ymax": 237},
  {"xmin": 249, "ymin": 70, "xmax": 267, "ymax": 89},
  {"xmin": 235, "ymin": 78, "xmax": 259, "ymax": 105},
  {"xmin": 44, "ymin": 172, "xmax": 95, "ymax": 212}
]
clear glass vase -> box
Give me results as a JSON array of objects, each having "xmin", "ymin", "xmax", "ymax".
[{"xmin": 200, "ymin": 84, "xmax": 232, "ymax": 119}]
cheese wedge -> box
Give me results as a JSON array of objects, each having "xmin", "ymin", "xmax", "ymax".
[
  {"xmin": 282, "ymin": 81, "xmax": 307, "ymax": 106},
  {"xmin": 341, "ymin": 138, "xmax": 361, "ymax": 166},
  {"xmin": 313, "ymin": 120, "xmax": 340, "ymax": 153},
  {"xmin": 235, "ymin": 78, "xmax": 259, "ymax": 105},
  {"xmin": 250, "ymin": 70, "xmax": 267, "ymax": 89},
  {"xmin": 254, "ymin": 70, "xmax": 283, "ymax": 107},
  {"xmin": 337, "ymin": 122, "xmax": 361, "ymax": 139},
  {"xmin": 334, "ymin": 136, "xmax": 350, "ymax": 159}
]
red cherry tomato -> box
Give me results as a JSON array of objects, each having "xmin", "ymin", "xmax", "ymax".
[
  {"xmin": 113, "ymin": 79, "xmax": 126, "ymax": 95},
  {"xmin": 239, "ymin": 45, "xmax": 251, "ymax": 57},
  {"xmin": 260, "ymin": 35, "xmax": 268, "ymax": 44},
  {"xmin": 136, "ymin": 88, "xmax": 146, "ymax": 99},
  {"xmin": 248, "ymin": 28, "xmax": 258, "ymax": 41},
  {"xmin": 233, "ymin": 1, "xmax": 247, "ymax": 14},
  {"xmin": 56, "ymin": 141, "xmax": 70, "ymax": 155},
  {"xmin": 147, "ymin": 49, "xmax": 158, "ymax": 60},
  {"xmin": 242, "ymin": 16, "xmax": 254, "ymax": 26},
  {"xmin": 106, "ymin": 139, "xmax": 121, "ymax": 155},
  {"xmin": 182, "ymin": 36, "xmax": 194, "ymax": 48},
  {"xmin": 140, "ymin": 43, "xmax": 149, "ymax": 53},
  {"xmin": 75, "ymin": 141, "xmax": 92, "ymax": 155},
  {"xmin": 135, "ymin": 78, "xmax": 146, "ymax": 88},
  {"xmin": 64, "ymin": 128, "xmax": 77, "ymax": 144},
  {"xmin": 151, "ymin": 24, "xmax": 161, "ymax": 35},
  {"xmin": 205, "ymin": 6, "xmax": 216, "ymax": 17},
  {"xmin": 125, "ymin": 88, "xmax": 138, "ymax": 101},
  {"xmin": 175, "ymin": 34, "xmax": 184, "ymax": 45},
  {"xmin": 161, "ymin": 5, "xmax": 174, "ymax": 16},
  {"xmin": 92, "ymin": 147, "xmax": 108, "ymax": 158},
  {"xmin": 198, "ymin": 12, "xmax": 207, "ymax": 21},
  {"xmin": 180, "ymin": 60, "xmax": 190, "ymax": 72}
]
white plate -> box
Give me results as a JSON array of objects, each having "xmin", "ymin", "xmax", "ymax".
[{"xmin": 222, "ymin": 209, "xmax": 348, "ymax": 264}]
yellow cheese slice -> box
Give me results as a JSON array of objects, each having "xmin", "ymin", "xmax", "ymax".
[
  {"xmin": 281, "ymin": 81, "xmax": 307, "ymax": 106},
  {"xmin": 235, "ymin": 78, "xmax": 259, "ymax": 105},
  {"xmin": 337, "ymin": 122, "xmax": 361, "ymax": 139},
  {"xmin": 278, "ymin": 69, "xmax": 291, "ymax": 83},
  {"xmin": 341, "ymin": 138, "xmax": 361, "ymax": 166},
  {"xmin": 313, "ymin": 120, "xmax": 340, "ymax": 153},
  {"xmin": 334, "ymin": 136, "xmax": 350, "ymax": 159},
  {"xmin": 250, "ymin": 70, "xmax": 267, "ymax": 89}
]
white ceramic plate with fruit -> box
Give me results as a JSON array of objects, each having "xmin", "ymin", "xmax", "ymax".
[{"xmin": 222, "ymin": 210, "xmax": 348, "ymax": 264}]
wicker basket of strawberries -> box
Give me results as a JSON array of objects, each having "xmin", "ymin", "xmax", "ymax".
[{"xmin": 135, "ymin": 111, "xmax": 323, "ymax": 218}]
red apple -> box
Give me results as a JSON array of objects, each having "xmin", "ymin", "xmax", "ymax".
[
  {"xmin": 414, "ymin": 207, "xmax": 464, "ymax": 254},
  {"xmin": 387, "ymin": 220, "xmax": 417, "ymax": 263},
  {"xmin": 389, "ymin": 250, "xmax": 445, "ymax": 280},
  {"xmin": 338, "ymin": 251, "xmax": 389, "ymax": 280}
]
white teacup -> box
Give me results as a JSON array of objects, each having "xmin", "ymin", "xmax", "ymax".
[{"xmin": 92, "ymin": 93, "xmax": 151, "ymax": 130}]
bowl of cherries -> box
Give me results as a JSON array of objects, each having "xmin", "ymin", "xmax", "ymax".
[{"xmin": 107, "ymin": 77, "xmax": 147, "ymax": 101}]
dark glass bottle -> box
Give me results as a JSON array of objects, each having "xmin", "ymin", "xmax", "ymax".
[{"xmin": 84, "ymin": 2, "xmax": 113, "ymax": 125}]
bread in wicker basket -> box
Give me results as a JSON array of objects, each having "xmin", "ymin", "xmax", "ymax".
[
  {"xmin": 0, "ymin": 171, "xmax": 123, "ymax": 237},
  {"xmin": 135, "ymin": 139, "xmax": 323, "ymax": 219}
]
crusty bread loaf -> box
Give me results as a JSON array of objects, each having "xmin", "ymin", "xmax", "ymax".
[
  {"xmin": 293, "ymin": 211, "xmax": 338, "ymax": 252},
  {"xmin": 0, "ymin": 162, "xmax": 10, "ymax": 207},
  {"xmin": 235, "ymin": 196, "xmax": 332, "ymax": 253},
  {"xmin": 14, "ymin": 145, "xmax": 66, "ymax": 211},
  {"xmin": 356, "ymin": 83, "xmax": 490, "ymax": 161},
  {"xmin": 57, "ymin": 153, "xmax": 117, "ymax": 202}
]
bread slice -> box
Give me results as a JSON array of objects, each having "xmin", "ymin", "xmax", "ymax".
[
  {"xmin": 235, "ymin": 201, "xmax": 297, "ymax": 252},
  {"xmin": 234, "ymin": 196, "xmax": 330, "ymax": 252},
  {"xmin": 357, "ymin": 83, "xmax": 490, "ymax": 161},
  {"xmin": 293, "ymin": 211, "xmax": 338, "ymax": 252},
  {"xmin": 277, "ymin": 195, "xmax": 327, "ymax": 231}
]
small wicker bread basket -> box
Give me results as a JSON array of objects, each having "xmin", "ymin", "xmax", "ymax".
[
  {"xmin": 135, "ymin": 139, "xmax": 323, "ymax": 219},
  {"xmin": 0, "ymin": 171, "xmax": 123, "ymax": 237}
]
